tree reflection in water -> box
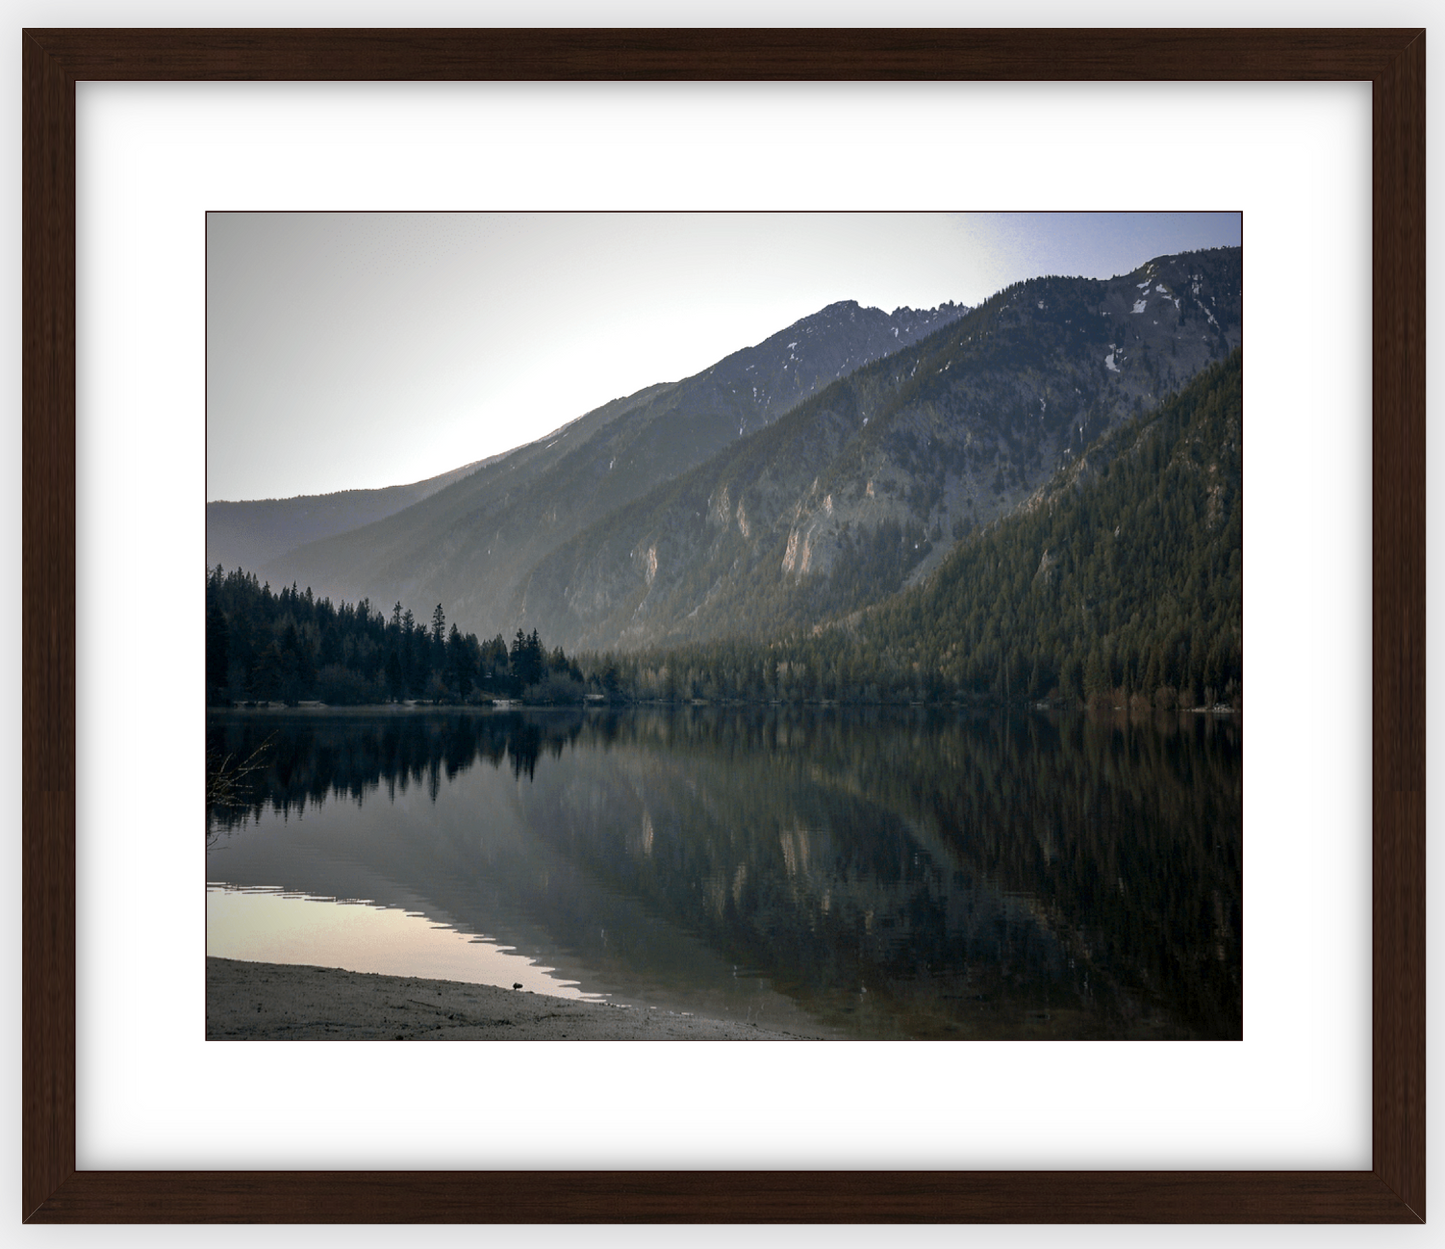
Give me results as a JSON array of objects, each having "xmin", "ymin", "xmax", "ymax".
[{"xmin": 206, "ymin": 705, "xmax": 1241, "ymax": 1040}]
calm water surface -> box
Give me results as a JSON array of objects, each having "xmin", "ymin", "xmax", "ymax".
[{"xmin": 206, "ymin": 706, "xmax": 1241, "ymax": 1040}]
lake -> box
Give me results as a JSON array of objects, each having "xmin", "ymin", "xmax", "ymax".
[{"xmin": 206, "ymin": 705, "xmax": 1242, "ymax": 1040}]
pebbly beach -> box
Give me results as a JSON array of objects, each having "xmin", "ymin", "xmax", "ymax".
[{"xmin": 206, "ymin": 957, "xmax": 820, "ymax": 1041}]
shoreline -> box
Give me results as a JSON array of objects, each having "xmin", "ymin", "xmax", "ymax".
[
  {"xmin": 210, "ymin": 700, "xmax": 1241, "ymax": 720},
  {"xmin": 206, "ymin": 957, "xmax": 821, "ymax": 1040}
]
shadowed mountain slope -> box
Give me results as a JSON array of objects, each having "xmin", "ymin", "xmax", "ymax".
[
  {"xmin": 517, "ymin": 247, "xmax": 1240, "ymax": 651},
  {"xmin": 254, "ymin": 299, "xmax": 965, "ymax": 631},
  {"xmin": 591, "ymin": 348, "xmax": 1242, "ymax": 711},
  {"xmin": 206, "ymin": 457, "xmax": 493, "ymax": 574}
]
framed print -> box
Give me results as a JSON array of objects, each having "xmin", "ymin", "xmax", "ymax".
[{"xmin": 22, "ymin": 29, "xmax": 1422, "ymax": 1222}]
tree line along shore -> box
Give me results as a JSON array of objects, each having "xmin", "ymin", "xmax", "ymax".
[{"xmin": 207, "ymin": 354, "xmax": 1241, "ymax": 715}]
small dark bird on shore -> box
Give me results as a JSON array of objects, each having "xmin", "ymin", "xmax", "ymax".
[{"xmin": 512, "ymin": 982, "xmax": 523, "ymax": 990}]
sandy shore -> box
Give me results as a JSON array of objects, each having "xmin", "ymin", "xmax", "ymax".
[{"xmin": 207, "ymin": 957, "xmax": 821, "ymax": 1040}]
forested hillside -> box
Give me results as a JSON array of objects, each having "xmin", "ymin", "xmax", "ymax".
[
  {"xmin": 520, "ymin": 247, "xmax": 1240, "ymax": 653},
  {"xmin": 862, "ymin": 349, "xmax": 1242, "ymax": 706},
  {"xmin": 588, "ymin": 350, "xmax": 1242, "ymax": 709},
  {"xmin": 208, "ymin": 351, "xmax": 1240, "ymax": 711}
]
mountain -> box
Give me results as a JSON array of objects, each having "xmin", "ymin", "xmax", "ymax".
[
  {"xmin": 206, "ymin": 456, "xmax": 494, "ymax": 575},
  {"xmin": 596, "ymin": 348, "xmax": 1243, "ymax": 709},
  {"xmin": 206, "ymin": 347, "xmax": 1243, "ymax": 711},
  {"xmin": 842, "ymin": 348, "xmax": 1244, "ymax": 705},
  {"xmin": 517, "ymin": 247, "xmax": 1240, "ymax": 651},
  {"xmin": 242, "ymin": 247, "xmax": 1238, "ymax": 659},
  {"xmin": 253, "ymin": 299, "xmax": 966, "ymax": 630}
]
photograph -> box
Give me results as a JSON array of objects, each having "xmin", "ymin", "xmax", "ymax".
[
  {"xmin": 18, "ymin": 12, "xmax": 1423, "ymax": 1233},
  {"xmin": 204, "ymin": 210, "xmax": 1244, "ymax": 1042}
]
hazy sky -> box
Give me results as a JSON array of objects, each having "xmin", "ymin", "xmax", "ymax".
[{"xmin": 207, "ymin": 211, "xmax": 1241, "ymax": 501}]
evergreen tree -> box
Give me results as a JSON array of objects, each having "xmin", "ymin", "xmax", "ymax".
[{"xmin": 205, "ymin": 601, "xmax": 230, "ymax": 704}]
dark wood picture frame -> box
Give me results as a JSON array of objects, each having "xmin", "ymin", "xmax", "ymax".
[{"xmin": 22, "ymin": 28, "xmax": 1423, "ymax": 1223}]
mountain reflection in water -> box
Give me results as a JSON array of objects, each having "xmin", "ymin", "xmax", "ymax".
[{"xmin": 206, "ymin": 706, "xmax": 1242, "ymax": 1040}]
